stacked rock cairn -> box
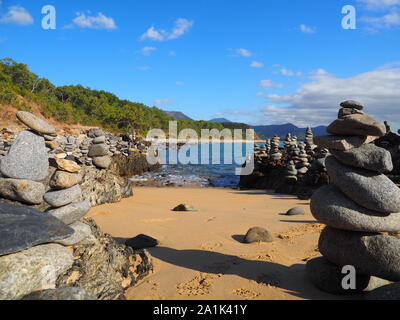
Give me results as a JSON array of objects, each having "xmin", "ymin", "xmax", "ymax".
[
  {"xmin": 307, "ymin": 100, "xmax": 400, "ymax": 296},
  {"xmin": 269, "ymin": 135, "xmax": 282, "ymax": 162}
]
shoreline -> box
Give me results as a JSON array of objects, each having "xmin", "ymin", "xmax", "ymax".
[{"xmin": 87, "ymin": 187, "xmax": 347, "ymax": 300}]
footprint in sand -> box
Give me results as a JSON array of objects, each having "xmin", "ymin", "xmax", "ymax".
[
  {"xmin": 233, "ymin": 288, "xmax": 260, "ymax": 299},
  {"xmin": 140, "ymin": 218, "xmax": 176, "ymax": 223},
  {"xmin": 177, "ymin": 273, "xmax": 216, "ymax": 296},
  {"xmin": 276, "ymin": 223, "xmax": 324, "ymax": 240},
  {"xmin": 200, "ymin": 242, "xmax": 223, "ymax": 251}
]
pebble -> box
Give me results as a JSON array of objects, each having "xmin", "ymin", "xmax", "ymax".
[{"xmin": 244, "ymin": 227, "xmax": 273, "ymax": 243}]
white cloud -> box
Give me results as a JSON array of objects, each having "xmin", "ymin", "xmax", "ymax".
[
  {"xmin": 300, "ymin": 24, "xmax": 316, "ymax": 33},
  {"xmin": 361, "ymin": 10, "xmax": 400, "ymax": 29},
  {"xmin": 250, "ymin": 61, "xmax": 264, "ymax": 68},
  {"xmin": 260, "ymin": 79, "xmax": 284, "ymax": 88},
  {"xmin": 169, "ymin": 50, "xmax": 177, "ymax": 56},
  {"xmin": 0, "ymin": 6, "xmax": 33, "ymax": 25},
  {"xmin": 175, "ymin": 81, "xmax": 185, "ymax": 86},
  {"xmin": 67, "ymin": 12, "xmax": 117, "ymax": 30},
  {"xmin": 140, "ymin": 18, "xmax": 193, "ymax": 41},
  {"xmin": 236, "ymin": 48, "xmax": 252, "ymax": 57},
  {"xmin": 139, "ymin": 46, "xmax": 156, "ymax": 56},
  {"xmin": 136, "ymin": 66, "xmax": 150, "ymax": 71},
  {"xmin": 154, "ymin": 99, "xmax": 173, "ymax": 107},
  {"xmin": 279, "ymin": 68, "xmax": 302, "ymax": 76},
  {"xmin": 357, "ymin": 0, "xmax": 400, "ymax": 10},
  {"xmin": 258, "ymin": 65, "xmax": 400, "ymax": 128}
]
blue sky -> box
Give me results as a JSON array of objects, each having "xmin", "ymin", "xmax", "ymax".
[{"xmin": 1, "ymin": 0, "xmax": 400, "ymax": 128}]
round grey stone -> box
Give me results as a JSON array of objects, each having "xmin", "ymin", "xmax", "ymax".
[
  {"xmin": 16, "ymin": 111, "xmax": 56, "ymax": 135},
  {"xmin": 92, "ymin": 156, "xmax": 112, "ymax": 169},
  {"xmin": 47, "ymin": 200, "xmax": 91, "ymax": 225},
  {"xmin": 311, "ymin": 185, "xmax": 400, "ymax": 232},
  {"xmin": 285, "ymin": 207, "xmax": 305, "ymax": 216},
  {"xmin": 21, "ymin": 287, "xmax": 96, "ymax": 300},
  {"xmin": 0, "ymin": 203, "xmax": 74, "ymax": 256},
  {"xmin": 44, "ymin": 185, "xmax": 82, "ymax": 208},
  {"xmin": 0, "ymin": 131, "xmax": 49, "ymax": 181},
  {"xmin": 306, "ymin": 257, "xmax": 378, "ymax": 295},
  {"xmin": 0, "ymin": 179, "xmax": 46, "ymax": 205},
  {"xmin": 330, "ymin": 143, "xmax": 393, "ymax": 173},
  {"xmin": 319, "ymin": 227, "xmax": 400, "ymax": 282},
  {"xmin": 244, "ymin": 227, "xmax": 273, "ymax": 243},
  {"xmin": 88, "ymin": 144, "xmax": 109, "ymax": 157},
  {"xmin": 326, "ymin": 156, "xmax": 400, "ymax": 213}
]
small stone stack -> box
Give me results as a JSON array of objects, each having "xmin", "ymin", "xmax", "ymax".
[
  {"xmin": 282, "ymin": 160, "xmax": 298, "ymax": 183},
  {"xmin": 0, "ymin": 112, "xmax": 52, "ymax": 206},
  {"xmin": 265, "ymin": 139, "xmax": 271, "ymax": 154},
  {"xmin": 296, "ymin": 143, "xmax": 310, "ymax": 176},
  {"xmin": 269, "ymin": 135, "xmax": 282, "ymax": 162},
  {"xmin": 88, "ymin": 131, "xmax": 112, "ymax": 170},
  {"xmin": 305, "ymin": 126, "xmax": 316, "ymax": 156},
  {"xmin": 307, "ymin": 100, "xmax": 400, "ymax": 295}
]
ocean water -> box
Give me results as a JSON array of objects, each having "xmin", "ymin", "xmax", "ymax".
[{"xmin": 131, "ymin": 142, "xmax": 256, "ymax": 188}]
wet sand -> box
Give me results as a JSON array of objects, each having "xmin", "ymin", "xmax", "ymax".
[{"xmin": 88, "ymin": 187, "xmax": 346, "ymax": 300}]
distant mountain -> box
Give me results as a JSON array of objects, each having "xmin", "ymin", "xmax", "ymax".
[
  {"xmin": 209, "ymin": 118, "xmax": 232, "ymax": 123},
  {"xmin": 165, "ymin": 111, "xmax": 193, "ymax": 121},
  {"xmin": 252, "ymin": 123, "xmax": 328, "ymax": 140}
]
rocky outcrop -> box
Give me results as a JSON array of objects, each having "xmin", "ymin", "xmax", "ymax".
[
  {"xmin": 80, "ymin": 166, "xmax": 133, "ymax": 206},
  {"xmin": 56, "ymin": 218, "xmax": 153, "ymax": 300},
  {"xmin": 110, "ymin": 154, "xmax": 161, "ymax": 177}
]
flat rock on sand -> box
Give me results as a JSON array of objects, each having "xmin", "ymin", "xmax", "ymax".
[
  {"xmin": 330, "ymin": 144, "xmax": 393, "ymax": 173},
  {"xmin": 16, "ymin": 111, "xmax": 56, "ymax": 135},
  {"xmin": 319, "ymin": 227, "xmax": 400, "ymax": 282},
  {"xmin": 311, "ymin": 185, "xmax": 400, "ymax": 232},
  {"xmin": 244, "ymin": 227, "xmax": 273, "ymax": 243},
  {"xmin": 326, "ymin": 156, "xmax": 400, "ymax": 213},
  {"xmin": 22, "ymin": 287, "xmax": 96, "ymax": 300},
  {"xmin": 0, "ymin": 179, "xmax": 46, "ymax": 205},
  {"xmin": 313, "ymin": 135, "xmax": 378, "ymax": 151},
  {"xmin": 125, "ymin": 234, "xmax": 159, "ymax": 250},
  {"xmin": 0, "ymin": 244, "xmax": 73, "ymax": 300},
  {"xmin": 44, "ymin": 185, "xmax": 82, "ymax": 208},
  {"xmin": 306, "ymin": 257, "xmax": 388, "ymax": 295},
  {"xmin": 327, "ymin": 114, "xmax": 386, "ymax": 137},
  {"xmin": 0, "ymin": 130, "xmax": 49, "ymax": 181},
  {"xmin": 0, "ymin": 203, "xmax": 73, "ymax": 256},
  {"xmin": 47, "ymin": 200, "xmax": 91, "ymax": 225}
]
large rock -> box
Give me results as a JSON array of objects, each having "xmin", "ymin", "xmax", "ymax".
[
  {"xmin": 314, "ymin": 135, "xmax": 378, "ymax": 151},
  {"xmin": 0, "ymin": 179, "xmax": 46, "ymax": 205},
  {"xmin": 22, "ymin": 287, "xmax": 96, "ymax": 300},
  {"xmin": 44, "ymin": 185, "xmax": 82, "ymax": 208},
  {"xmin": 88, "ymin": 144, "xmax": 109, "ymax": 157},
  {"xmin": 80, "ymin": 167, "xmax": 133, "ymax": 206},
  {"xmin": 54, "ymin": 221, "xmax": 92, "ymax": 246},
  {"xmin": 244, "ymin": 227, "xmax": 273, "ymax": 243},
  {"xmin": 319, "ymin": 227, "xmax": 400, "ymax": 282},
  {"xmin": 47, "ymin": 200, "xmax": 91, "ymax": 225},
  {"xmin": 49, "ymin": 171, "xmax": 82, "ymax": 190},
  {"xmin": 330, "ymin": 144, "xmax": 393, "ymax": 173},
  {"xmin": 0, "ymin": 130, "xmax": 49, "ymax": 181},
  {"xmin": 16, "ymin": 111, "xmax": 56, "ymax": 135},
  {"xmin": 311, "ymin": 185, "xmax": 400, "ymax": 232},
  {"xmin": 306, "ymin": 257, "xmax": 388, "ymax": 295},
  {"xmin": 56, "ymin": 218, "xmax": 153, "ymax": 300},
  {"xmin": 365, "ymin": 283, "xmax": 400, "ymax": 300},
  {"xmin": 327, "ymin": 114, "xmax": 386, "ymax": 137},
  {"xmin": 0, "ymin": 203, "xmax": 73, "ymax": 256},
  {"xmin": 0, "ymin": 244, "xmax": 73, "ymax": 300},
  {"xmin": 326, "ymin": 156, "xmax": 400, "ymax": 213}
]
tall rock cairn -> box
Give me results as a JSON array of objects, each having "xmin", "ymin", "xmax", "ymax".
[{"xmin": 307, "ymin": 100, "xmax": 400, "ymax": 295}]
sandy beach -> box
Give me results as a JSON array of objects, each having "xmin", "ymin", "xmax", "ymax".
[{"xmin": 88, "ymin": 187, "xmax": 348, "ymax": 300}]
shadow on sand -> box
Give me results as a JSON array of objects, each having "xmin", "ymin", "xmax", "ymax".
[{"xmin": 144, "ymin": 246, "xmax": 353, "ymax": 300}]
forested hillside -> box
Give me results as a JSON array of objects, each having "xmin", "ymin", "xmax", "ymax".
[{"xmin": 0, "ymin": 58, "xmax": 247, "ymax": 137}]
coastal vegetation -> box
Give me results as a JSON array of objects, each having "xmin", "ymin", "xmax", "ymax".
[{"xmin": 0, "ymin": 58, "xmax": 251, "ymax": 138}]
